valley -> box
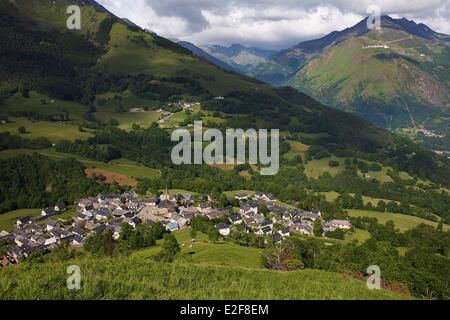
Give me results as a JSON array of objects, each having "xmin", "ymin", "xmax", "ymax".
[{"xmin": 0, "ymin": 0, "xmax": 449, "ymax": 301}]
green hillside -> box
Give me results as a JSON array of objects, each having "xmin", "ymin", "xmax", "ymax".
[
  {"xmin": 0, "ymin": 228, "xmax": 408, "ymax": 300},
  {"xmin": 0, "ymin": 256, "xmax": 407, "ymax": 300},
  {"xmin": 348, "ymin": 209, "xmax": 450, "ymax": 232},
  {"xmin": 247, "ymin": 17, "xmax": 450, "ymax": 148},
  {"xmin": 290, "ymin": 30, "xmax": 449, "ymax": 129}
]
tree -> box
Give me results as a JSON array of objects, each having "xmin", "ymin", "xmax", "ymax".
[
  {"xmin": 328, "ymin": 160, "xmax": 340, "ymax": 168},
  {"xmin": 190, "ymin": 228, "xmax": 197, "ymax": 239},
  {"xmin": 207, "ymin": 226, "xmax": 220, "ymax": 242},
  {"xmin": 258, "ymin": 204, "xmax": 270, "ymax": 217},
  {"xmin": 325, "ymin": 228, "xmax": 345, "ymax": 240},
  {"xmin": 313, "ymin": 220, "xmax": 323, "ymax": 237},
  {"xmin": 370, "ymin": 163, "xmax": 382, "ymax": 172},
  {"xmin": 109, "ymin": 118, "xmax": 119, "ymax": 126},
  {"xmin": 262, "ymin": 241, "xmax": 304, "ymax": 271},
  {"xmin": 157, "ymin": 233, "xmax": 181, "ymax": 262}
]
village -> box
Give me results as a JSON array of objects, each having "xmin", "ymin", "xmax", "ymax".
[{"xmin": 0, "ymin": 190, "xmax": 352, "ymax": 266}]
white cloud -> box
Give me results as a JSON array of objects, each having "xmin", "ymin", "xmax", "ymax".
[{"xmin": 96, "ymin": 0, "xmax": 450, "ymax": 49}]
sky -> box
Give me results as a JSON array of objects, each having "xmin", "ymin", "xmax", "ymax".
[{"xmin": 96, "ymin": 0, "xmax": 450, "ymax": 49}]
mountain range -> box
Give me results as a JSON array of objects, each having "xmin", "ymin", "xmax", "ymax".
[
  {"xmin": 179, "ymin": 16, "xmax": 450, "ymax": 144},
  {"xmin": 1, "ymin": 0, "xmax": 450, "ymax": 185}
]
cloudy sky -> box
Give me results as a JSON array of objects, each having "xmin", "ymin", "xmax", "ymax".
[{"xmin": 96, "ymin": 0, "xmax": 450, "ymax": 49}]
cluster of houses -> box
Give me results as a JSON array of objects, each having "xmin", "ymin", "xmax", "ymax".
[
  {"xmin": 0, "ymin": 190, "xmax": 352, "ymax": 267},
  {"xmin": 162, "ymin": 101, "xmax": 199, "ymax": 112},
  {"xmin": 227, "ymin": 192, "xmax": 352, "ymax": 243}
]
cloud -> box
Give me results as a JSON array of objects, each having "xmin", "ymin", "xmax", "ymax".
[{"xmin": 96, "ymin": 0, "xmax": 450, "ymax": 49}]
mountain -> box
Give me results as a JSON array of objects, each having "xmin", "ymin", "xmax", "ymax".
[
  {"xmin": 177, "ymin": 41, "xmax": 240, "ymax": 73},
  {"xmin": 198, "ymin": 44, "xmax": 278, "ymax": 74},
  {"xmin": 1, "ymin": 0, "xmax": 450, "ymax": 186},
  {"xmin": 250, "ymin": 16, "xmax": 450, "ymax": 134}
]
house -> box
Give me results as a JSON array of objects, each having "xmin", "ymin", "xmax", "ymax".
[
  {"xmin": 290, "ymin": 223, "xmax": 313, "ymax": 236},
  {"xmin": 85, "ymin": 221, "xmax": 106, "ymax": 234},
  {"xmin": 144, "ymin": 197, "xmax": 158, "ymax": 206},
  {"xmin": 50, "ymin": 228, "xmax": 63, "ymax": 239},
  {"xmin": 129, "ymin": 216, "xmax": 142, "ymax": 228},
  {"xmin": 279, "ymin": 227, "xmax": 290, "ymax": 237},
  {"xmin": 98, "ymin": 194, "xmax": 121, "ymax": 204},
  {"xmin": 77, "ymin": 199, "xmax": 94, "ymax": 212},
  {"xmin": 253, "ymin": 214, "xmax": 266, "ymax": 224},
  {"xmin": 254, "ymin": 191, "xmax": 265, "ymax": 199},
  {"xmin": 60, "ymin": 230, "xmax": 75, "ymax": 242},
  {"xmin": 54, "ymin": 202, "xmax": 67, "ymax": 212},
  {"xmin": 0, "ymin": 256, "xmax": 12, "ymax": 267},
  {"xmin": 235, "ymin": 192, "xmax": 248, "ymax": 201},
  {"xmin": 78, "ymin": 210, "xmax": 94, "ymax": 220},
  {"xmin": 198, "ymin": 202, "xmax": 212, "ymax": 214},
  {"xmin": 104, "ymin": 224, "xmax": 121, "ymax": 240},
  {"xmin": 229, "ymin": 215, "xmax": 243, "ymax": 225},
  {"xmin": 30, "ymin": 234, "xmax": 46, "ymax": 246},
  {"xmin": 215, "ymin": 223, "xmax": 231, "ymax": 236},
  {"xmin": 260, "ymin": 220, "xmax": 273, "ymax": 228},
  {"xmin": 72, "ymin": 227, "xmax": 86, "ymax": 237},
  {"xmin": 113, "ymin": 208, "xmax": 129, "ymax": 218},
  {"xmin": 268, "ymin": 204, "xmax": 287, "ymax": 215},
  {"xmin": 322, "ymin": 220, "xmax": 352, "ymax": 232},
  {"xmin": 180, "ymin": 210, "xmax": 195, "ymax": 220},
  {"xmin": 0, "ymin": 230, "xmax": 13, "ymax": 241},
  {"xmin": 16, "ymin": 217, "xmax": 32, "ymax": 227},
  {"xmin": 46, "ymin": 220, "xmax": 58, "ymax": 232},
  {"xmin": 256, "ymin": 226, "xmax": 272, "ymax": 236},
  {"xmin": 158, "ymin": 200, "xmax": 177, "ymax": 217},
  {"xmin": 30, "ymin": 224, "xmax": 44, "ymax": 234},
  {"xmin": 240, "ymin": 204, "xmax": 258, "ymax": 215},
  {"xmin": 6, "ymin": 246, "xmax": 24, "ymax": 262},
  {"xmin": 95, "ymin": 208, "xmax": 111, "ymax": 221},
  {"xmin": 300, "ymin": 210, "xmax": 321, "ymax": 221},
  {"xmin": 14, "ymin": 235, "xmax": 29, "ymax": 247},
  {"xmin": 23, "ymin": 242, "xmax": 42, "ymax": 257},
  {"xmin": 43, "ymin": 235, "xmax": 58, "ymax": 247},
  {"xmin": 166, "ymin": 222, "xmax": 179, "ymax": 232},
  {"xmin": 41, "ymin": 208, "xmax": 56, "ymax": 217},
  {"xmin": 71, "ymin": 234, "xmax": 85, "ymax": 246},
  {"xmin": 272, "ymin": 232, "xmax": 283, "ymax": 243},
  {"xmin": 122, "ymin": 191, "xmax": 137, "ymax": 201},
  {"xmin": 206, "ymin": 208, "xmax": 229, "ymax": 220}
]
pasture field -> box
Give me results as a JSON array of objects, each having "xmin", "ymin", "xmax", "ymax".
[
  {"xmin": 347, "ymin": 209, "xmax": 449, "ymax": 232},
  {"xmin": 0, "ymin": 117, "xmax": 92, "ymax": 142}
]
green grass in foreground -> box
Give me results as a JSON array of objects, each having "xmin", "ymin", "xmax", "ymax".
[
  {"xmin": 347, "ymin": 209, "xmax": 449, "ymax": 232},
  {"xmin": 0, "ymin": 256, "xmax": 407, "ymax": 300}
]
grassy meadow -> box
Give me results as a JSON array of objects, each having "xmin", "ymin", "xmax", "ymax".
[
  {"xmin": 0, "ymin": 228, "xmax": 408, "ymax": 300},
  {"xmin": 347, "ymin": 209, "xmax": 449, "ymax": 232}
]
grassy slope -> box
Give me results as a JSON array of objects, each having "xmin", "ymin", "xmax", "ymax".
[
  {"xmin": 290, "ymin": 29, "xmax": 449, "ymax": 127},
  {"xmin": 98, "ymin": 23, "xmax": 263, "ymax": 96},
  {"xmin": 0, "ymin": 257, "xmax": 407, "ymax": 300},
  {"xmin": 0, "ymin": 228, "xmax": 407, "ymax": 300},
  {"xmin": 348, "ymin": 209, "xmax": 449, "ymax": 232}
]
